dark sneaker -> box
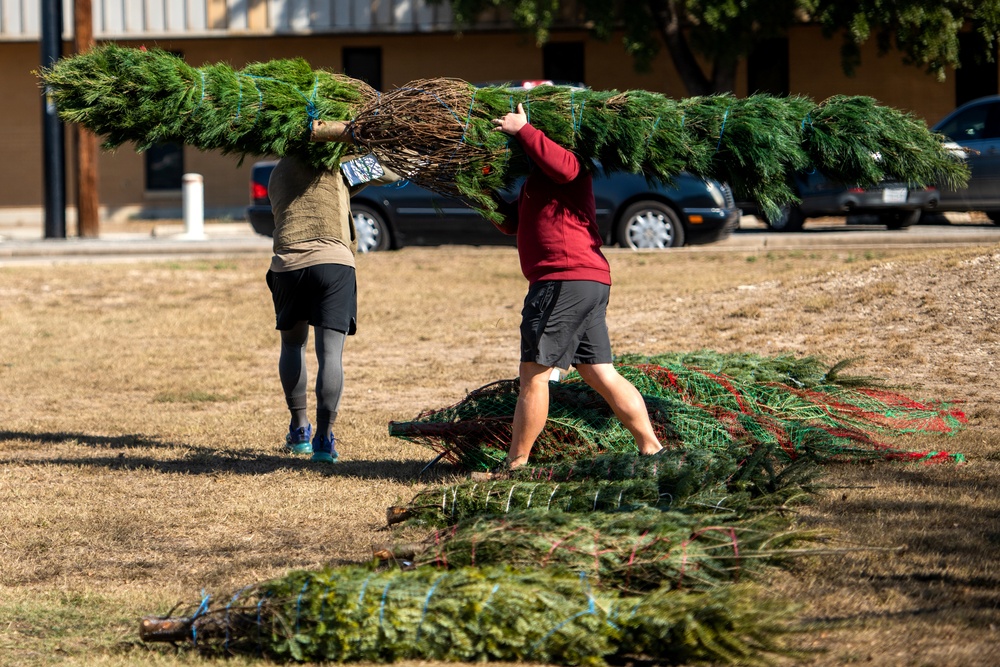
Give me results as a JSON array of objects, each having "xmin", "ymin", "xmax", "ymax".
[
  {"xmin": 311, "ymin": 434, "xmax": 339, "ymax": 463},
  {"xmin": 285, "ymin": 424, "xmax": 313, "ymax": 455}
]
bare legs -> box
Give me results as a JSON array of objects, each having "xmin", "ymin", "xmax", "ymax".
[{"xmin": 507, "ymin": 362, "xmax": 662, "ymax": 468}]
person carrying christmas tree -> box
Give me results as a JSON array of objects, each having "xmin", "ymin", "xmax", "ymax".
[
  {"xmin": 266, "ymin": 153, "xmax": 399, "ymax": 462},
  {"xmin": 490, "ymin": 103, "xmax": 663, "ymax": 470}
]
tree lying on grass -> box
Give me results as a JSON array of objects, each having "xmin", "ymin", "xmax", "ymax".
[
  {"xmin": 139, "ymin": 564, "xmax": 797, "ymax": 665},
  {"xmin": 389, "ymin": 354, "xmax": 966, "ymax": 471}
]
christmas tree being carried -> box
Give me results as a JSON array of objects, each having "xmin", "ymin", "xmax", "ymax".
[{"xmin": 40, "ymin": 44, "xmax": 968, "ymax": 220}]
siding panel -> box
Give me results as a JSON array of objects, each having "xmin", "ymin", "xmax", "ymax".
[{"xmin": 0, "ymin": 0, "xmax": 514, "ymax": 39}]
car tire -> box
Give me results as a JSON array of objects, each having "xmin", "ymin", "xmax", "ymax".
[
  {"xmin": 986, "ymin": 211, "xmax": 1000, "ymax": 226},
  {"xmin": 352, "ymin": 204, "xmax": 393, "ymax": 253},
  {"xmin": 616, "ymin": 201, "xmax": 685, "ymax": 249},
  {"xmin": 764, "ymin": 204, "xmax": 805, "ymax": 232},
  {"xmin": 881, "ymin": 209, "xmax": 920, "ymax": 230}
]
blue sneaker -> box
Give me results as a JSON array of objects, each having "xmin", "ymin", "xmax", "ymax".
[
  {"xmin": 285, "ymin": 424, "xmax": 313, "ymax": 455},
  {"xmin": 311, "ymin": 434, "xmax": 339, "ymax": 463}
]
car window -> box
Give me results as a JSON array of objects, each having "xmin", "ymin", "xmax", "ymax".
[{"xmin": 937, "ymin": 102, "xmax": 1000, "ymax": 142}]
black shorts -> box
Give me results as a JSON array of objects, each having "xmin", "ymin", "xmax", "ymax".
[
  {"xmin": 266, "ymin": 264, "xmax": 358, "ymax": 334},
  {"xmin": 519, "ymin": 280, "xmax": 613, "ymax": 369}
]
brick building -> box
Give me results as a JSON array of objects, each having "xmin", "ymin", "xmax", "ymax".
[{"xmin": 1, "ymin": 0, "xmax": 996, "ymax": 225}]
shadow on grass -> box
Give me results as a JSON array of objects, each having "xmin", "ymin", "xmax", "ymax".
[
  {"xmin": 0, "ymin": 429, "xmax": 175, "ymax": 450},
  {"xmin": 0, "ymin": 429, "xmax": 462, "ymax": 482}
]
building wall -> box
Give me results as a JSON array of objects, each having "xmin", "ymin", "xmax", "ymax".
[
  {"xmin": 789, "ymin": 26, "xmax": 957, "ymax": 125},
  {"xmin": 3, "ymin": 24, "xmax": 993, "ymax": 223}
]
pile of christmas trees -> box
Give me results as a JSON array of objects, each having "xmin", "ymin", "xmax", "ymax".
[{"xmin": 138, "ymin": 352, "xmax": 963, "ymax": 664}]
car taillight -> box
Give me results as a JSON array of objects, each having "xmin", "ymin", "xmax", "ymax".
[{"xmin": 251, "ymin": 182, "xmax": 268, "ymax": 200}]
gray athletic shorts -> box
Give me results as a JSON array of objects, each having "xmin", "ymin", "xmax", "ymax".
[
  {"xmin": 266, "ymin": 264, "xmax": 358, "ymax": 334},
  {"xmin": 520, "ymin": 280, "xmax": 613, "ymax": 370}
]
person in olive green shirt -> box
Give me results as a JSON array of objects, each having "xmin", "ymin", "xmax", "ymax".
[{"xmin": 266, "ymin": 154, "xmax": 398, "ymax": 462}]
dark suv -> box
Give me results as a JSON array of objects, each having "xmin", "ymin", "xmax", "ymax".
[
  {"xmin": 740, "ymin": 170, "xmax": 940, "ymax": 232},
  {"xmin": 246, "ymin": 161, "xmax": 741, "ymax": 252}
]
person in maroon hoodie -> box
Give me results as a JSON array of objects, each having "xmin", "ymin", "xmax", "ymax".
[{"xmin": 491, "ymin": 103, "xmax": 663, "ymax": 470}]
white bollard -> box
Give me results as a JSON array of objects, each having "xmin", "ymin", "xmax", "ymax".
[{"xmin": 182, "ymin": 173, "xmax": 206, "ymax": 240}]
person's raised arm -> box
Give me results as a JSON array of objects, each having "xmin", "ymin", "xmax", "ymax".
[{"xmin": 493, "ymin": 102, "xmax": 580, "ymax": 184}]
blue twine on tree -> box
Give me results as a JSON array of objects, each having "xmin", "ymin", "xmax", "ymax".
[
  {"xmin": 189, "ymin": 590, "xmax": 211, "ymax": 646},
  {"xmin": 223, "ymin": 585, "xmax": 254, "ymax": 652},
  {"xmin": 235, "ymin": 77, "xmax": 243, "ymax": 121},
  {"xmin": 378, "ymin": 581, "xmax": 392, "ymax": 627},
  {"xmin": 256, "ymin": 593, "xmax": 269, "ymax": 656},
  {"xmin": 306, "ymin": 75, "xmax": 320, "ymax": 121},
  {"xmin": 295, "ymin": 578, "xmax": 311, "ymax": 634},
  {"xmin": 414, "ymin": 574, "xmax": 447, "ymax": 642},
  {"xmin": 480, "ymin": 583, "xmax": 500, "ymax": 615},
  {"xmin": 461, "ymin": 87, "xmax": 479, "ymax": 143},
  {"xmin": 570, "ymin": 91, "xmax": 586, "ymax": 133},
  {"xmin": 317, "ymin": 586, "xmax": 331, "ymax": 627},
  {"xmin": 358, "ymin": 573, "xmax": 374, "ymax": 604},
  {"xmin": 644, "ymin": 115, "xmax": 662, "ymax": 149},
  {"xmin": 716, "ymin": 106, "xmax": 731, "ymax": 153},
  {"xmin": 194, "ymin": 70, "xmax": 207, "ymax": 113},
  {"xmin": 530, "ymin": 573, "xmax": 598, "ymax": 654}
]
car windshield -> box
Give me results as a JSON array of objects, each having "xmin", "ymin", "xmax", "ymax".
[{"xmin": 936, "ymin": 102, "xmax": 1000, "ymax": 142}]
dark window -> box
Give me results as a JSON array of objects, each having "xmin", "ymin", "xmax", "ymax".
[
  {"xmin": 144, "ymin": 49, "xmax": 184, "ymax": 192},
  {"xmin": 935, "ymin": 102, "xmax": 1000, "ymax": 142},
  {"xmin": 343, "ymin": 47, "xmax": 382, "ymax": 91},
  {"xmin": 956, "ymin": 32, "xmax": 999, "ymax": 108},
  {"xmin": 543, "ymin": 42, "xmax": 585, "ymax": 86},
  {"xmin": 145, "ymin": 141, "xmax": 184, "ymax": 191},
  {"xmin": 747, "ymin": 37, "xmax": 789, "ymax": 96}
]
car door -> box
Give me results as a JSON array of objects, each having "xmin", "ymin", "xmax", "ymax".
[
  {"xmin": 935, "ymin": 100, "xmax": 1000, "ymax": 209},
  {"xmin": 361, "ymin": 182, "xmax": 485, "ymax": 244}
]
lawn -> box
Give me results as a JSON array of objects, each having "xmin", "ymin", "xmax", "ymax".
[{"xmin": 1, "ymin": 243, "xmax": 998, "ymax": 666}]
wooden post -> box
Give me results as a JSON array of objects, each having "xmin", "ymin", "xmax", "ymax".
[{"xmin": 74, "ymin": 0, "xmax": 99, "ymax": 237}]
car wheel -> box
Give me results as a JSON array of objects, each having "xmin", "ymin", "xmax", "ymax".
[
  {"xmin": 880, "ymin": 209, "xmax": 920, "ymax": 230},
  {"xmin": 352, "ymin": 204, "xmax": 393, "ymax": 253},
  {"xmin": 764, "ymin": 204, "xmax": 805, "ymax": 232},
  {"xmin": 616, "ymin": 201, "xmax": 685, "ymax": 249},
  {"xmin": 986, "ymin": 211, "xmax": 1000, "ymax": 225}
]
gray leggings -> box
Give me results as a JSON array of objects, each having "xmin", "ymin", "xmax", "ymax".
[{"xmin": 279, "ymin": 322, "xmax": 346, "ymax": 440}]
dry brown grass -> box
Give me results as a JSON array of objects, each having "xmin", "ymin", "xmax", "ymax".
[{"xmin": 1, "ymin": 243, "xmax": 998, "ymax": 666}]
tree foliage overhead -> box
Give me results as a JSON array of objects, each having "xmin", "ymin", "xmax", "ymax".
[{"xmin": 437, "ymin": 0, "xmax": 1000, "ymax": 95}]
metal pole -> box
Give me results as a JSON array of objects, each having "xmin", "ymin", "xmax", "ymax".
[{"xmin": 40, "ymin": 0, "xmax": 65, "ymax": 239}]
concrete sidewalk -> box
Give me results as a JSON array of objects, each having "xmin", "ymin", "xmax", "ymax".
[
  {"xmin": 0, "ymin": 220, "xmax": 272, "ymax": 262},
  {"xmin": 3, "ymin": 215, "xmax": 999, "ymax": 263}
]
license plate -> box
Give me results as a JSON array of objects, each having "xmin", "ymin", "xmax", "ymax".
[{"xmin": 882, "ymin": 188, "xmax": 907, "ymax": 203}]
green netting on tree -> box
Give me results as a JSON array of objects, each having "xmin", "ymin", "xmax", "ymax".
[
  {"xmin": 138, "ymin": 564, "xmax": 795, "ymax": 665},
  {"xmin": 614, "ymin": 350, "xmax": 882, "ymax": 388},
  {"xmin": 389, "ymin": 355, "xmax": 966, "ymax": 471},
  {"xmin": 375, "ymin": 508, "xmax": 813, "ymax": 594},
  {"xmin": 39, "ymin": 47, "xmax": 968, "ymax": 221}
]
